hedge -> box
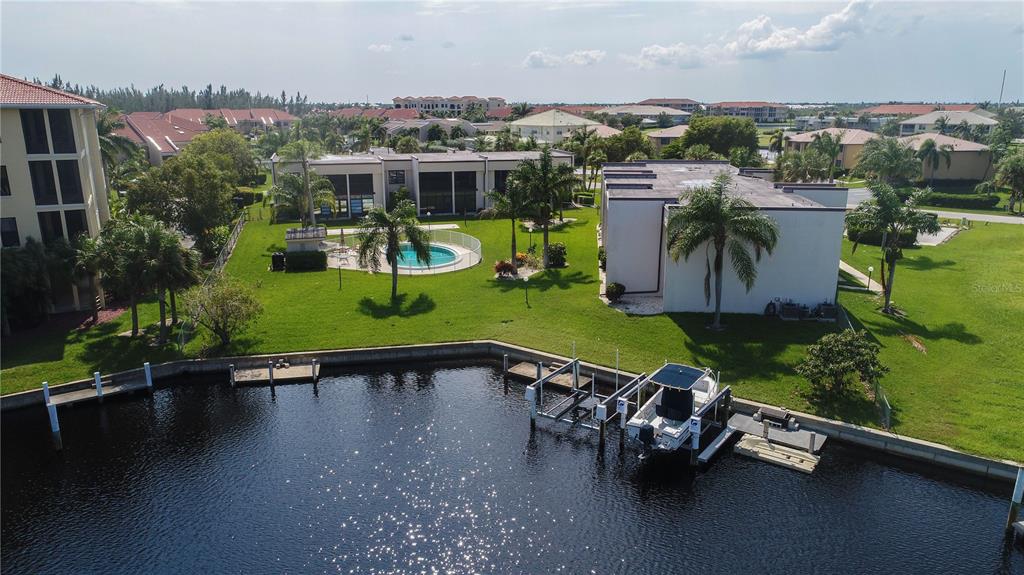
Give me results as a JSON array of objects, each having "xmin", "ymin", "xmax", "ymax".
[
  {"xmin": 919, "ymin": 192, "xmax": 1001, "ymax": 210},
  {"xmin": 233, "ymin": 190, "xmax": 263, "ymax": 207},
  {"xmin": 285, "ymin": 250, "xmax": 327, "ymax": 272},
  {"xmin": 847, "ymin": 227, "xmax": 917, "ymax": 248},
  {"xmin": 546, "ymin": 242, "xmax": 567, "ymax": 267}
]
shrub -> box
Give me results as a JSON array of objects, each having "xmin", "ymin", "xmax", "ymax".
[
  {"xmin": 232, "ymin": 190, "xmax": 263, "ymax": 207},
  {"xmin": 605, "ymin": 282, "xmax": 625, "ymax": 302},
  {"xmin": 182, "ymin": 275, "xmax": 263, "ymax": 348},
  {"xmin": 515, "ymin": 252, "xmax": 528, "ymax": 266},
  {"xmin": 494, "ymin": 259, "xmax": 517, "ymax": 277},
  {"xmin": 919, "ymin": 192, "xmax": 1001, "ymax": 210},
  {"xmin": 247, "ymin": 173, "xmax": 268, "ymax": 187},
  {"xmin": 847, "ymin": 225, "xmax": 917, "ymax": 248},
  {"xmin": 199, "ymin": 225, "xmax": 231, "ymax": 259},
  {"xmin": 796, "ymin": 329, "xmax": 888, "ymax": 396},
  {"xmin": 598, "ymin": 247, "xmax": 606, "ymax": 270},
  {"xmin": 285, "ymin": 250, "xmax": 327, "ymax": 271},
  {"xmin": 545, "ymin": 242, "xmax": 567, "ymax": 267}
]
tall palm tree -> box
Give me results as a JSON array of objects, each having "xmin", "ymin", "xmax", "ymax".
[
  {"xmin": 811, "ymin": 130, "xmax": 844, "ymax": 181},
  {"xmin": 357, "ymin": 200, "xmax": 431, "ymax": 301},
  {"xmin": 276, "ymin": 140, "xmax": 325, "ymax": 225},
  {"xmin": 855, "ymin": 137, "xmax": 919, "ymax": 186},
  {"xmin": 915, "ymin": 138, "xmax": 953, "ymax": 186},
  {"xmin": 510, "ymin": 147, "xmax": 576, "ymax": 268},
  {"xmin": 995, "ymin": 151, "xmax": 1024, "ymax": 213},
  {"xmin": 95, "ymin": 108, "xmax": 138, "ymax": 171},
  {"xmin": 933, "ymin": 115, "xmax": 951, "ymax": 135},
  {"xmin": 484, "ymin": 180, "xmax": 534, "ymax": 266},
  {"xmin": 269, "ymin": 172, "xmax": 335, "ymax": 226},
  {"xmin": 147, "ymin": 226, "xmax": 198, "ymax": 344},
  {"xmin": 509, "ymin": 102, "xmax": 533, "ymax": 121},
  {"xmin": 954, "ymin": 120, "xmax": 974, "ymax": 141},
  {"xmin": 92, "ymin": 215, "xmax": 162, "ymax": 336},
  {"xmin": 494, "ymin": 128, "xmax": 518, "ymax": 152},
  {"xmin": 665, "ymin": 173, "xmax": 780, "ymax": 330},
  {"xmin": 587, "ymin": 149, "xmax": 607, "ymax": 186},
  {"xmin": 846, "ymin": 185, "xmax": 940, "ymax": 314},
  {"xmin": 768, "ymin": 129, "xmax": 786, "ymax": 154},
  {"xmin": 568, "ymin": 127, "xmax": 598, "ymax": 194}
]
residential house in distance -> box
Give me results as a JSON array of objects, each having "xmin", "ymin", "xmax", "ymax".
[
  {"xmin": 646, "ymin": 125, "xmax": 689, "ymax": 153},
  {"xmin": 393, "ymin": 96, "xmax": 507, "ymax": 114},
  {"xmin": 794, "ymin": 115, "xmax": 889, "ymax": 132},
  {"xmin": 383, "ymin": 118, "xmax": 478, "ymax": 142},
  {"xmin": 600, "ymin": 161, "xmax": 847, "ymax": 312},
  {"xmin": 168, "ymin": 108, "xmax": 297, "ymax": 133},
  {"xmin": 898, "ymin": 110, "xmax": 996, "ymax": 136},
  {"xmin": 857, "ymin": 103, "xmax": 977, "ymax": 116},
  {"xmin": 116, "ymin": 112, "xmax": 209, "ymax": 165},
  {"xmin": 595, "ymin": 104, "xmax": 690, "ymax": 126},
  {"xmin": 509, "ymin": 109, "xmax": 599, "ymax": 145},
  {"xmin": 0, "ymin": 74, "xmax": 110, "ymax": 311},
  {"xmin": 330, "ymin": 107, "xmax": 421, "ymax": 121},
  {"xmin": 272, "ymin": 150, "xmax": 572, "ymax": 217},
  {"xmin": 899, "ymin": 133, "xmax": 993, "ymax": 182},
  {"xmin": 784, "ymin": 128, "xmax": 878, "ymax": 170},
  {"xmin": 636, "ymin": 98, "xmax": 702, "ymax": 113},
  {"xmin": 707, "ymin": 101, "xmax": 789, "ymax": 123}
]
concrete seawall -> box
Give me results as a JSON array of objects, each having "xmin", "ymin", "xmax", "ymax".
[{"xmin": 3, "ymin": 339, "xmax": 1018, "ymax": 483}]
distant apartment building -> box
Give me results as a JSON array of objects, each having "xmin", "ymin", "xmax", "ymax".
[
  {"xmin": 116, "ymin": 112, "xmax": 209, "ymax": 165},
  {"xmin": 636, "ymin": 98, "xmax": 702, "ymax": 113},
  {"xmin": 857, "ymin": 103, "xmax": 977, "ymax": 116},
  {"xmin": 393, "ymin": 96, "xmax": 507, "ymax": 114},
  {"xmin": 794, "ymin": 116, "xmax": 889, "ymax": 132},
  {"xmin": 785, "ymin": 128, "xmax": 878, "ymax": 170},
  {"xmin": 330, "ymin": 107, "xmax": 421, "ymax": 121},
  {"xmin": 509, "ymin": 109, "xmax": 599, "ymax": 145},
  {"xmin": 168, "ymin": 108, "xmax": 297, "ymax": 133},
  {"xmin": 898, "ymin": 111, "xmax": 996, "ymax": 136},
  {"xmin": 595, "ymin": 105, "xmax": 690, "ymax": 126},
  {"xmin": 0, "ymin": 74, "xmax": 110, "ymax": 311},
  {"xmin": 707, "ymin": 101, "xmax": 789, "ymax": 123}
]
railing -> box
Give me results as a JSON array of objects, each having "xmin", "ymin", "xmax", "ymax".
[
  {"xmin": 285, "ymin": 227, "xmax": 327, "ymax": 241},
  {"xmin": 177, "ymin": 210, "xmax": 248, "ymax": 351}
]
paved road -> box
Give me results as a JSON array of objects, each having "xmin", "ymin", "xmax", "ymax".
[{"xmin": 845, "ymin": 187, "xmax": 1024, "ymax": 225}]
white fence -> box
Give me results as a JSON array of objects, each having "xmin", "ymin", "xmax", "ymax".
[{"xmin": 334, "ymin": 228, "xmax": 482, "ymax": 274}]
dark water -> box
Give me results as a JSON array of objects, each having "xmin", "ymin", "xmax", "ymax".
[{"xmin": 2, "ymin": 362, "xmax": 1020, "ymax": 574}]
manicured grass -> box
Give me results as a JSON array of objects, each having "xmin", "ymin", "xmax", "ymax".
[{"xmin": 840, "ymin": 225, "xmax": 1024, "ymax": 461}]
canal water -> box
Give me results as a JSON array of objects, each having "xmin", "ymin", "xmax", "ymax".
[{"xmin": 2, "ymin": 362, "xmax": 1020, "ymax": 574}]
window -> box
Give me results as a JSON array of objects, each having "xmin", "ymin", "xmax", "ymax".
[
  {"xmin": 1, "ymin": 217, "xmax": 19, "ymax": 247},
  {"xmin": 493, "ymin": 170, "xmax": 510, "ymax": 194},
  {"xmin": 56, "ymin": 160, "xmax": 84, "ymax": 204},
  {"xmin": 64, "ymin": 209, "xmax": 88, "ymax": 241},
  {"xmin": 20, "ymin": 110, "xmax": 49, "ymax": 154},
  {"xmin": 348, "ymin": 174, "xmax": 375, "ymax": 216},
  {"xmin": 325, "ymin": 175, "xmax": 349, "ymax": 217},
  {"xmin": 453, "ymin": 171, "xmax": 477, "ymax": 213},
  {"xmin": 29, "ymin": 161, "xmax": 58, "ymax": 205},
  {"xmin": 1, "ymin": 166, "xmax": 9, "ymax": 196},
  {"xmin": 48, "ymin": 110, "xmax": 76, "ymax": 154},
  {"xmin": 418, "ymin": 172, "xmax": 452, "ymax": 214},
  {"xmin": 388, "ymin": 170, "xmax": 406, "ymax": 185},
  {"xmin": 37, "ymin": 211, "xmax": 63, "ymax": 244}
]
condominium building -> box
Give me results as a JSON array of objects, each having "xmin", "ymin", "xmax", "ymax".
[
  {"xmin": 271, "ymin": 150, "xmax": 572, "ymax": 217},
  {"xmin": 898, "ymin": 111, "xmax": 996, "ymax": 136},
  {"xmin": 0, "ymin": 74, "xmax": 110, "ymax": 311},
  {"xmin": 706, "ymin": 101, "xmax": 789, "ymax": 123},
  {"xmin": 784, "ymin": 128, "xmax": 878, "ymax": 170},
  {"xmin": 116, "ymin": 111, "xmax": 209, "ymax": 165},
  {"xmin": 595, "ymin": 105, "xmax": 690, "ymax": 126},
  {"xmin": 636, "ymin": 98, "xmax": 702, "ymax": 113},
  {"xmin": 393, "ymin": 96, "xmax": 507, "ymax": 114},
  {"xmin": 167, "ymin": 108, "xmax": 297, "ymax": 133}
]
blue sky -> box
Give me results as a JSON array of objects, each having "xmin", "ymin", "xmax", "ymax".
[{"xmin": 2, "ymin": 1, "xmax": 1022, "ymax": 104}]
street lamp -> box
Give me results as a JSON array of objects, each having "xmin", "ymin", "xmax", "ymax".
[
  {"xmin": 867, "ymin": 265, "xmax": 874, "ymax": 290},
  {"xmin": 524, "ymin": 276, "xmax": 530, "ymax": 308},
  {"xmin": 426, "ymin": 211, "xmax": 431, "ymax": 235}
]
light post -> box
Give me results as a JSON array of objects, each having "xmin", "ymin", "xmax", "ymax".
[
  {"xmin": 426, "ymin": 211, "xmax": 431, "ymax": 235},
  {"xmin": 524, "ymin": 276, "xmax": 530, "ymax": 308},
  {"xmin": 867, "ymin": 265, "xmax": 874, "ymax": 290}
]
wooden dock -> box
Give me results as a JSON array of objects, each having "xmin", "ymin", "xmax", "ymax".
[
  {"xmin": 734, "ymin": 435, "xmax": 820, "ymax": 473},
  {"xmin": 728, "ymin": 413, "xmax": 826, "ymax": 453},
  {"xmin": 50, "ymin": 379, "xmax": 148, "ymax": 407},
  {"xmin": 235, "ymin": 362, "xmax": 320, "ymax": 385},
  {"xmin": 507, "ymin": 361, "xmax": 592, "ymax": 390}
]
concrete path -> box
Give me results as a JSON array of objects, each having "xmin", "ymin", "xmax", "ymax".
[
  {"xmin": 839, "ymin": 261, "xmax": 883, "ymax": 293},
  {"xmin": 923, "ymin": 209, "xmax": 1024, "ymax": 225},
  {"xmin": 916, "ymin": 226, "xmax": 958, "ymax": 246}
]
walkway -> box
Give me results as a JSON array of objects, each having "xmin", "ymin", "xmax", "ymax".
[
  {"xmin": 326, "ymin": 223, "xmax": 461, "ymax": 236},
  {"xmin": 838, "ymin": 261, "xmax": 883, "ymax": 293}
]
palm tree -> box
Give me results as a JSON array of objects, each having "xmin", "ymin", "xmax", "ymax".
[
  {"xmin": 915, "ymin": 138, "xmax": 953, "ymax": 186},
  {"xmin": 147, "ymin": 226, "xmax": 198, "ymax": 344},
  {"xmin": 855, "ymin": 137, "xmax": 919, "ymax": 186},
  {"xmin": 509, "ymin": 102, "xmax": 533, "ymax": 121},
  {"xmin": 269, "ymin": 172, "xmax": 335, "ymax": 226},
  {"xmin": 92, "ymin": 215, "xmax": 163, "ymax": 337},
  {"xmin": 768, "ymin": 129, "xmax": 786, "ymax": 154},
  {"xmin": 811, "ymin": 130, "xmax": 844, "ymax": 181},
  {"xmin": 846, "ymin": 185, "xmax": 941, "ymax": 314},
  {"xmin": 775, "ymin": 150, "xmax": 830, "ymax": 182},
  {"xmin": 276, "ymin": 140, "xmax": 325, "ymax": 226},
  {"xmin": 95, "ymin": 108, "xmax": 138, "ymax": 171},
  {"xmin": 665, "ymin": 173, "xmax": 780, "ymax": 330},
  {"xmin": 494, "ymin": 127, "xmax": 518, "ymax": 152},
  {"xmin": 954, "ymin": 120, "xmax": 974, "ymax": 141},
  {"xmin": 587, "ymin": 149, "xmax": 607, "ymax": 186},
  {"xmin": 74, "ymin": 236, "xmax": 104, "ymax": 324},
  {"xmin": 357, "ymin": 200, "xmax": 431, "ymax": 301},
  {"xmin": 510, "ymin": 148, "xmax": 576, "ymax": 267},
  {"xmin": 568, "ymin": 127, "xmax": 598, "ymax": 194},
  {"xmin": 483, "ymin": 179, "xmax": 534, "ymax": 266},
  {"xmin": 933, "ymin": 115, "xmax": 951, "ymax": 135},
  {"xmin": 995, "ymin": 151, "xmax": 1024, "ymax": 213}
]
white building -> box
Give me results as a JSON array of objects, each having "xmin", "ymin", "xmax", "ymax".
[
  {"xmin": 272, "ymin": 150, "xmax": 573, "ymax": 217},
  {"xmin": 600, "ymin": 161, "xmax": 847, "ymax": 314},
  {"xmin": 899, "ymin": 111, "xmax": 996, "ymax": 136},
  {"xmin": 509, "ymin": 109, "xmax": 599, "ymax": 145},
  {"xmin": 393, "ymin": 96, "xmax": 506, "ymax": 114},
  {"xmin": 595, "ymin": 104, "xmax": 690, "ymax": 125}
]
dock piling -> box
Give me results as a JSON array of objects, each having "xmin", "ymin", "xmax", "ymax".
[
  {"xmin": 268, "ymin": 360, "xmax": 275, "ymax": 387},
  {"xmin": 809, "ymin": 432, "xmax": 816, "ymax": 453},
  {"xmin": 599, "ymin": 419, "xmax": 606, "ymax": 450},
  {"xmin": 1008, "ymin": 467, "xmax": 1024, "ymax": 530},
  {"xmin": 229, "ymin": 364, "xmax": 236, "ymax": 387},
  {"xmin": 503, "ymin": 354, "xmax": 509, "ymax": 374},
  {"xmin": 312, "ymin": 359, "xmax": 319, "ymax": 382},
  {"xmin": 144, "ymin": 362, "xmax": 153, "ymax": 393},
  {"xmin": 42, "ymin": 382, "xmax": 62, "ymax": 451},
  {"xmin": 94, "ymin": 371, "xmax": 103, "ymax": 401}
]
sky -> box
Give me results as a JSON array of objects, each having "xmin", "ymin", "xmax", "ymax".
[{"xmin": 2, "ymin": 1, "xmax": 1022, "ymax": 105}]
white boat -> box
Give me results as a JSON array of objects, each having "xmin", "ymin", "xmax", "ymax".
[{"xmin": 626, "ymin": 363, "xmax": 719, "ymax": 457}]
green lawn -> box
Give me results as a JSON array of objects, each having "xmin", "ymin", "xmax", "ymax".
[{"xmin": 3, "ymin": 206, "xmax": 1021, "ymax": 461}]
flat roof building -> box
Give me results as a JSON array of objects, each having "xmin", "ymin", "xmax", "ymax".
[
  {"xmin": 595, "ymin": 105, "xmax": 690, "ymax": 125},
  {"xmin": 706, "ymin": 101, "xmax": 788, "ymax": 123}
]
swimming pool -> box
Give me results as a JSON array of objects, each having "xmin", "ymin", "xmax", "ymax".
[{"xmin": 396, "ymin": 243, "xmax": 458, "ymax": 268}]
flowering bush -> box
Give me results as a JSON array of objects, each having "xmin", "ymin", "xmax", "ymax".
[
  {"xmin": 494, "ymin": 259, "xmax": 517, "ymax": 278},
  {"xmin": 515, "ymin": 252, "xmax": 528, "ymax": 266}
]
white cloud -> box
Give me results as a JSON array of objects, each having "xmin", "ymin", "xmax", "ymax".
[
  {"xmin": 523, "ymin": 49, "xmax": 606, "ymax": 68},
  {"xmin": 367, "ymin": 44, "xmax": 392, "ymax": 53},
  {"xmin": 398, "ymin": 34, "xmax": 414, "ymax": 42},
  {"xmin": 624, "ymin": 0, "xmax": 869, "ymax": 69}
]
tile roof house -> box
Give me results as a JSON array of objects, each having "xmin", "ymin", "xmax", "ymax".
[
  {"xmin": 0, "ymin": 75, "xmax": 103, "ymax": 108},
  {"xmin": 784, "ymin": 128, "xmax": 879, "ymax": 170},
  {"xmin": 898, "ymin": 111, "xmax": 996, "ymax": 136},
  {"xmin": 646, "ymin": 125, "xmax": 689, "ymax": 152},
  {"xmin": 117, "ymin": 112, "xmax": 209, "ymax": 165},
  {"xmin": 858, "ymin": 103, "xmax": 977, "ymax": 116},
  {"xmin": 509, "ymin": 109, "xmax": 599, "ymax": 144},
  {"xmin": 898, "ymin": 133, "xmax": 993, "ymax": 182},
  {"xmin": 328, "ymin": 107, "xmax": 421, "ymax": 121},
  {"xmin": 167, "ymin": 107, "xmax": 297, "ymax": 132}
]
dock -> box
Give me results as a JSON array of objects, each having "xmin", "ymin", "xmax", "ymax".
[
  {"xmin": 234, "ymin": 361, "xmax": 320, "ymax": 385},
  {"xmin": 508, "ymin": 361, "xmax": 592, "ymax": 390},
  {"xmin": 733, "ymin": 435, "xmax": 820, "ymax": 474},
  {"xmin": 50, "ymin": 379, "xmax": 148, "ymax": 406},
  {"xmin": 728, "ymin": 412, "xmax": 826, "ymax": 453}
]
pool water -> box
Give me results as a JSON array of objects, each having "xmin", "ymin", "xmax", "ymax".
[
  {"xmin": 1, "ymin": 362, "xmax": 1020, "ymax": 574},
  {"xmin": 396, "ymin": 243, "xmax": 457, "ymax": 268}
]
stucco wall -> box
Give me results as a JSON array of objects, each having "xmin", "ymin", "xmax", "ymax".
[
  {"xmin": 922, "ymin": 150, "xmax": 993, "ymax": 182},
  {"xmin": 604, "ymin": 199, "xmax": 667, "ymax": 293}
]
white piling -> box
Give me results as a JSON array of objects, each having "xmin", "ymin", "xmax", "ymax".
[
  {"xmin": 312, "ymin": 359, "xmax": 319, "ymax": 382},
  {"xmin": 1008, "ymin": 467, "xmax": 1024, "ymax": 529},
  {"xmin": 43, "ymin": 382, "xmax": 61, "ymax": 450},
  {"xmin": 571, "ymin": 341, "xmax": 576, "ymax": 358},
  {"xmin": 229, "ymin": 364, "xmax": 236, "ymax": 387},
  {"xmin": 268, "ymin": 360, "xmax": 275, "ymax": 387},
  {"xmin": 144, "ymin": 362, "xmax": 153, "ymax": 392},
  {"xmin": 809, "ymin": 431, "xmax": 817, "ymax": 453},
  {"xmin": 42, "ymin": 381, "xmax": 51, "ymax": 404},
  {"xmin": 94, "ymin": 371, "xmax": 103, "ymax": 400},
  {"xmin": 503, "ymin": 354, "xmax": 509, "ymax": 373}
]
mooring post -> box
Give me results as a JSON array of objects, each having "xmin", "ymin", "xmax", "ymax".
[
  {"xmin": 42, "ymin": 382, "xmax": 62, "ymax": 451},
  {"xmin": 312, "ymin": 359, "xmax": 319, "ymax": 383},
  {"xmin": 689, "ymin": 416, "xmax": 701, "ymax": 466},
  {"xmin": 1008, "ymin": 467, "xmax": 1024, "ymax": 530},
  {"xmin": 526, "ymin": 386, "xmax": 537, "ymax": 431},
  {"xmin": 503, "ymin": 353, "xmax": 509, "ymax": 374},
  {"xmin": 94, "ymin": 371, "xmax": 103, "ymax": 401},
  {"xmin": 572, "ymin": 361, "xmax": 579, "ymax": 391},
  {"xmin": 599, "ymin": 419, "xmax": 606, "ymax": 450},
  {"xmin": 144, "ymin": 362, "xmax": 153, "ymax": 393},
  {"xmin": 268, "ymin": 360, "xmax": 275, "ymax": 388},
  {"xmin": 229, "ymin": 364, "xmax": 236, "ymax": 387},
  {"xmin": 571, "ymin": 341, "xmax": 576, "ymax": 359},
  {"xmin": 809, "ymin": 431, "xmax": 817, "ymax": 453}
]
